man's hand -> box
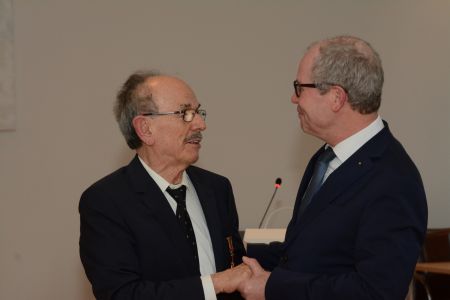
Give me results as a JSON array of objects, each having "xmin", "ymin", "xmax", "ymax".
[
  {"xmin": 211, "ymin": 263, "xmax": 252, "ymax": 294},
  {"xmin": 239, "ymin": 256, "xmax": 270, "ymax": 300}
]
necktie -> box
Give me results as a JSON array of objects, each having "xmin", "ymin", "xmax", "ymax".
[
  {"xmin": 298, "ymin": 147, "xmax": 336, "ymax": 216},
  {"xmin": 166, "ymin": 185, "xmax": 200, "ymax": 271}
]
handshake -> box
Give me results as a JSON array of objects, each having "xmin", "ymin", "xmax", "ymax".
[{"xmin": 212, "ymin": 256, "xmax": 269, "ymax": 300}]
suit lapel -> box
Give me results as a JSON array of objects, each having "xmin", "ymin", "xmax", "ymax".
[
  {"xmin": 187, "ymin": 167, "xmax": 228, "ymax": 271},
  {"xmin": 126, "ymin": 156, "xmax": 198, "ymax": 274},
  {"xmin": 289, "ymin": 149, "xmax": 322, "ymax": 226},
  {"xmin": 284, "ymin": 151, "xmax": 318, "ymax": 243},
  {"xmin": 295, "ymin": 154, "xmax": 374, "ymax": 231}
]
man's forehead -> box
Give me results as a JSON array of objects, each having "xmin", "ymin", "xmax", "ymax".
[
  {"xmin": 146, "ymin": 76, "xmax": 198, "ymax": 109},
  {"xmin": 159, "ymin": 98, "xmax": 199, "ymax": 112},
  {"xmin": 162, "ymin": 95, "xmax": 199, "ymax": 110},
  {"xmin": 146, "ymin": 76, "xmax": 192, "ymax": 92},
  {"xmin": 297, "ymin": 46, "xmax": 318, "ymax": 80}
]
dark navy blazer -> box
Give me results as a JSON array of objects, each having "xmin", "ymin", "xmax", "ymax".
[
  {"xmin": 79, "ymin": 156, "xmax": 245, "ymax": 300},
  {"xmin": 249, "ymin": 123, "xmax": 427, "ymax": 300}
]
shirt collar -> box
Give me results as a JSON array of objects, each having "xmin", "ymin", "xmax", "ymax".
[
  {"xmin": 138, "ymin": 156, "xmax": 189, "ymax": 192},
  {"xmin": 330, "ymin": 115, "xmax": 384, "ymax": 163}
]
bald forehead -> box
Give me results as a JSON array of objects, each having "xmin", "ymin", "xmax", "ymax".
[
  {"xmin": 297, "ymin": 44, "xmax": 319, "ymax": 80},
  {"xmin": 304, "ymin": 43, "xmax": 320, "ymax": 61},
  {"xmin": 144, "ymin": 75, "xmax": 198, "ymax": 110},
  {"xmin": 145, "ymin": 75, "xmax": 188, "ymax": 89}
]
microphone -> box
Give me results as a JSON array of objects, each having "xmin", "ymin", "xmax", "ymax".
[{"xmin": 258, "ymin": 178, "xmax": 282, "ymax": 228}]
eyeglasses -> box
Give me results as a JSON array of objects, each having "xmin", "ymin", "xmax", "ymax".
[
  {"xmin": 293, "ymin": 80, "xmax": 347, "ymax": 98},
  {"xmin": 141, "ymin": 106, "xmax": 207, "ymax": 122}
]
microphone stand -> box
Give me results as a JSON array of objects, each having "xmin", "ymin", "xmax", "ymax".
[{"xmin": 259, "ymin": 179, "xmax": 281, "ymax": 228}]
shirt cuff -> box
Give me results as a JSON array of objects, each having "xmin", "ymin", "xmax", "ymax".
[{"xmin": 201, "ymin": 275, "xmax": 218, "ymax": 300}]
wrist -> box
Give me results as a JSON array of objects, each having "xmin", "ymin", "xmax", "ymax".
[{"xmin": 211, "ymin": 272, "xmax": 224, "ymax": 294}]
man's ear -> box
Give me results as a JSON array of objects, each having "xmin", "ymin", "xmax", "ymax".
[
  {"xmin": 331, "ymin": 86, "xmax": 348, "ymax": 112},
  {"xmin": 132, "ymin": 116, "xmax": 154, "ymax": 145}
]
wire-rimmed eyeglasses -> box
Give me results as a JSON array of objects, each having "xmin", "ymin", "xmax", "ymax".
[
  {"xmin": 293, "ymin": 80, "xmax": 347, "ymax": 98},
  {"xmin": 141, "ymin": 105, "xmax": 206, "ymax": 122}
]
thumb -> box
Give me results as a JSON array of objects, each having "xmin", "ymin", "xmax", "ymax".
[{"xmin": 243, "ymin": 256, "xmax": 264, "ymax": 274}]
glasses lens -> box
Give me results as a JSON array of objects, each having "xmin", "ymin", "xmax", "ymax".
[
  {"xmin": 183, "ymin": 110, "xmax": 195, "ymax": 122},
  {"xmin": 182, "ymin": 109, "xmax": 207, "ymax": 122},
  {"xmin": 293, "ymin": 80, "xmax": 300, "ymax": 97},
  {"xmin": 198, "ymin": 109, "xmax": 206, "ymax": 120}
]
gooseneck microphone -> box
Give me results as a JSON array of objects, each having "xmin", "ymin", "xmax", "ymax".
[{"xmin": 258, "ymin": 178, "xmax": 282, "ymax": 228}]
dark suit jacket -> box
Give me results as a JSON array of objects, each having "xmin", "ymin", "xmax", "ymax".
[
  {"xmin": 79, "ymin": 156, "xmax": 245, "ymax": 300},
  {"xmin": 248, "ymin": 123, "xmax": 427, "ymax": 300}
]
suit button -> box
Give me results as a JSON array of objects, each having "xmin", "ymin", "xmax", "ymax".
[{"xmin": 281, "ymin": 255, "xmax": 288, "ymax": 264}]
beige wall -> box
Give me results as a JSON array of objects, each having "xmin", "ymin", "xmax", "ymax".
[{"xmin": 1, "ymin": 1, "xmax": 449, "ymax": 299}]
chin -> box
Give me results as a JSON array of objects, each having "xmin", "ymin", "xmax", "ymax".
[
  {"xmin": 185, "ymin": 153, "xmax": 200, "ymax": 165},
  {"xmin": 190, "ymin": 156, "xmax": 199, "ymax": 164}
]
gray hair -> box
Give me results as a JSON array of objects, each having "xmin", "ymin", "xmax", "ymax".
[
  {"xmin": 310, "ymin": 36, "xmax": 384, "ymax": 114},
  {"xmin": 114, "ymin": 70, "xmax": 160, "ymax": 149}
]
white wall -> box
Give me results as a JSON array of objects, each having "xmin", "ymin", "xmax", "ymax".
[{"xmin": 1, "ymin": 1, "xmax": 449, "ymax": 299}]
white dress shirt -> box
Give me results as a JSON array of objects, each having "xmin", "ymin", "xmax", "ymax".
[
  {"xmin": 138, "ymin": 157, "xmax": 217, "ymax": 300},
  {"xmin": 324, "ymin": 115, "xmax": 385, "ymax": 181}
]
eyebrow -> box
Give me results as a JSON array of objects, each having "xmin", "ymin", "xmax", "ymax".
[{"xmin": 180, "ymin": 103, "xmax": 201, "ymax": 110}]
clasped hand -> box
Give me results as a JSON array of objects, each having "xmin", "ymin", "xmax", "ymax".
[{"xmin": 212, "ymin": 256, "xmax": 269, "ymax": 300}]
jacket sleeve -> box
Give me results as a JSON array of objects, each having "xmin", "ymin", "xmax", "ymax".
[
  {"xmin": 224, "ymin": 177, "xmax": 246, "ymax": 266},
  {"xmin": 247, "ymin": 242, "xmax": 284, "ymax": 271}
]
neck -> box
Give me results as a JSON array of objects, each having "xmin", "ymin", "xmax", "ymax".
[
  {"xmin": 325, "ymin": 112, "xmax": 378, "ymax": 146},
  {"xmin": 136, "ymin": 148, "xmax": 186, "ymax": 184}
]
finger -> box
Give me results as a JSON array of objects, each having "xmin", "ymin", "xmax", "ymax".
[
  {"xmin": 235, "ymin": 263, "xmax": 252, "ymax": 276},
  {"xmin": 242, "ymin": 256, "xmax": 264, "ymax": 274}
]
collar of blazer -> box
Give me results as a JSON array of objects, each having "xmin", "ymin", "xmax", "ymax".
[{"xmin": 126, "ymin": 156, "xmax": 228, "ymax": 272}]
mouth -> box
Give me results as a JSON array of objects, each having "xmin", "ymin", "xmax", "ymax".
[
  {"xmin": 185, "ymin": 132, "xmax": 203, "ymax": 145},
  {"xmin": 186, "ymin": 138, "xmax": 201, "ymax": 145}
]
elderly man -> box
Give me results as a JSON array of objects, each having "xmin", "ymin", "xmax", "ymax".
[
  {"xmin": 79, "ymin": 71, "xmax": 249, "ymax": 300},
  {"xmin": 240, "ymin": 36, "xmax": 427, "ymax": 300}
]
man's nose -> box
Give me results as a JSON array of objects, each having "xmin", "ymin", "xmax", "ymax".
[{"xmin": 191, "ymin": 113, "xmax": 206, "ymax": 131}]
